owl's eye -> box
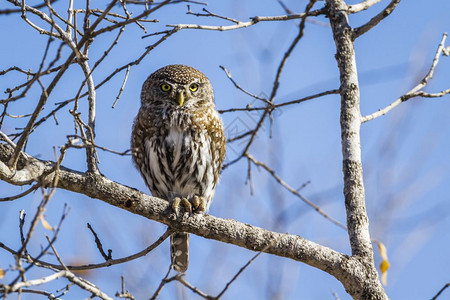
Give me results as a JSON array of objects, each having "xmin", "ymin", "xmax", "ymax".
[
  {"xmin": 160, "ymin": 84, "xmax": 171, "ymax": 92},
  {"xmin": 189, "ymin": 83, "xmax": 199, "ymax": 92}
]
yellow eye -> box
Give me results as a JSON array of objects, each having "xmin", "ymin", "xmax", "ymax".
[
  {"xmin": 160, "ymin": 84, "xmax": 171, "ymax": 92},
  {"xmin": 189, "ymin": 83, "xmax": 199, "ymax": 92}
]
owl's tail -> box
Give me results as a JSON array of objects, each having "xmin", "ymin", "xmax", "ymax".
[{"xmin": 170, "ymin": 232, "xmax": 189, "ymax": 272}]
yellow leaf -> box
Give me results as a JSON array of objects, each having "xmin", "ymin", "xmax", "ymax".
[
  {"xmin": 380, "ymin": 259, "xmax": 390, "ymax": 273},
  {"xmin": 40, "ymin": 215, "xmax": 53, "ymax": 231},
  {"xmin": 377, "ymin": 241, "xmax": 390, "ymax": 286},
  {"xmin": 381, "ymin": 268, "xmax": 388, "ymax": 286},
  {"xmin": 0, "ymin": 268, "xmax": 5, "ymax": 279}
]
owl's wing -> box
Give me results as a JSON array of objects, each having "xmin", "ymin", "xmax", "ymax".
[{"xmin": 207, "ymin": 110, "xmax": 226, "ymax": 184}]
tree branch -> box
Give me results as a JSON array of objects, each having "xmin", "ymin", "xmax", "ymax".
[
  {"xmin": 0, "ymin": 143, "xmax": 360, "ymax": 286},
  {"xmin": 326, "ymin": 0, "xmax": 387, "ymax": 298},
  {"xmin": 361, "ymin": 33, "xmax": 449, "ymax": 123},
  {"xmin": 432, "ymin": 283, "xmax": 450, "ymax": 300},
  {"xmin": 167, "ymin": 7, "xmax": 326, "ymax": 31},
  {"xmin": 352, "ymin": 0, "xmax": 401, "ymax": 39},
  {"xmin": 347, "ymin": 0, "xmax": 382, "ymax": 13}
]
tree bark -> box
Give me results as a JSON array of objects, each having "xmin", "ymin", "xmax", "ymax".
[{"xmin": 326, "ymin": 0, "xmax": 388, "ymax": 298}]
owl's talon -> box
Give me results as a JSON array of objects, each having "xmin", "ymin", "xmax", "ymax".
[
  {"xmin": 171, "ymin": 197, "xmax": 181, "ymax": 217},
  {"xmin": 191, "ymin": 195, "xmax": 206, "ymax": 213},
  {"xmin": 181, "ymin": 198, "xmax": 192, "ymax": 216},
  {"xmin": 172, "ymin": 197, "xmax": 192, "ymax": 217}
]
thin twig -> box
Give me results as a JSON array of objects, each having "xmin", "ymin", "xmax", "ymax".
[
  {"xmin": 10, "ymin": 203, "xmax": 70, "ymax": 287},
  {"xmin": 149, "ymin": 264, "xmax": 173, "ymax": 300},
  {"xmin": 361, "ymin": 33, "xmax": 449, "ymax": 123},
  {"xmin": 65, "ymin": 135, "xmax": 131, "ymax": 156},
  {"xmin": 91, "ymin": 0, "xmax": 171, "ymax": 37},
  {"xmin": 176, "ymin": 276, "xmax": 212, "ymax": 299},
  {"xmin": 1, "ymin": 229, "xmax": 172, "ymax": 271},
  {"xmin": 7, "ymin": 0, "xmax": 118, "ymax": 170},
  {"xmin": 0, "ymin": 183, "xmax": 39, "ymax": 202},
  {"xmin": 6, "ymin": 28, "xmax": 55, "ymax": 168},
  {"xmin": 87, "ymin": 223, "xmax": 112, "ymax": 261},
  {"xmin": 167, "ymin": 8, "xmax": 326, "ymax": 31},
  {"xmin": 115, "ymin": 276, "xmax": 135, "ymax": 300},
  {"xmin": 219, "ymin": 65, "xmax": 270, "ymax": 103},
  {"xmin": 112, "ymin": 65, "xmax": 131, "ymax": 108},
  {"xmin": 0, "ymin": 0, "xmax": 57, "ymax": 15},
  {"xmin": 432, "ymin": 283, "xmax": 450, "ymax": 300},
  {"xmin": 30, "ymin": 28, "xmax": 176, "ymax": 134},
  {"xmin": 224, "ymin": 0, "xmax": 318, "ymax": 169},
  {"xmin": 214, "ymin": 235, "xmax": 283, "ymax": 299},
  {"xmin": 218, "ymin": 89, "xmax": 339, "ymax": 113},
  {"xmin": 246, "ymin": 153, "xmax": 346, "ymax": 230},
  {"xmin": 45, "ymin": 235, "xmax": 68, "ymax": 271},
  {"xmin": 187, "ymin": 7, "xmax": 241, "ymax": 24}
]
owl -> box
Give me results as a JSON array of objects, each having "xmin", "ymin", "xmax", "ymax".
[{"xmin": 131, "ymin": 64, "xmax": 226, "ymax": 272}]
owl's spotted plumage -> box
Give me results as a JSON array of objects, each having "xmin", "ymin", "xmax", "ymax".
[{"xmin": 131, "ymin": 65, "xmax": 226, "ymax": 272}]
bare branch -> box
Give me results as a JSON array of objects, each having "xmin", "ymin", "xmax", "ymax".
[
  {"xmin": 214, "ymin": 237, "xmax": 282, "ymax": 299},
  {"xmin": 347, "ymin": 0, "xmax": 383, "ymax": 13},
  {"xmin": 0, "ymin": 0, "xmax": 57, "ymax": 15},
  {"xmin": 0, "ymin": 228, "xmax": 171, "ymax": 271},
  {"xmin": 219, "ymin": 65, "xmax": 269, "ymax": 103},
  {"xmin": 327, "ymin": 0, "xmax": 387, "ymax": 297},
  {"xmin": 149, "ymin": 265, "xmax": 173, "ymax": 300},
  {"xmin": 115, "ymin": 276, "xmax": 135, "ymax": 300},
  {"xmin": 112, "ymin": 65, "xmax": 131, "ymax": 108},
  {"xmin": 29, "ymin": 27, "xmax": 176, "ymax": 136},
  {"xmin": 187, "ymin": 7, "xmax": 241, "ymax": 24},
  {"xmin": 271, "ymin": 0, "xmax": 317, "ymax": 102},
  {"xmin": 223, "ymin": 0, "xmax": 318, "ymax": 169},
  {"xmin": 45, "ymin": 235, "xmax": 68, "ymax": 271},
  {"xmin": 432, "ymin": 283, "xmax": 450, "ymax": 300},
  {"xmin": 361, "ymin": 33, "xmax": 449, "ymax": 123},
  {"xmin": 6, "ymin": 0, "xmax": 118, "ymax": 170},
  {"xmin": 0, "ymin": 183, "xmax": 39, "ymax": 202},
  {"xmin": 91, "ymin": 0, "xmax": 171, "ymax": 37},
  {"xmin": 176, "ymin": 276, "xmax": 212, "ymax": 299},
  {"xmin": 0, "ymin": 130, "xmax": 18, "ymax": 148},
  {"xmin": 246, "ymin": 153, "xmax": 346, "ymax": 229},
  {"xmin": 64, "ymin": 135, "xmax": 131, "ymax": 156},
  {"xmin": 352, "ymin": 0, "xmax": 401, "ymax": 39},
  {"xmin": 218, "ymin": 89, "xmax": 339, "ymax": 113},
  {"xmin": 167, "ymin": 7, "xmax": 326, "ymax": 31},
  {"xmin": 1, "ymin": 268, "xmax": 112, "ymax": 299},
  {"xmin": 87, "ymin": 223, "xmax": 112, "ymax": 261}
]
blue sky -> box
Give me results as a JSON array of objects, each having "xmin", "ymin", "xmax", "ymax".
[{"xmin": 1, "ymin": 0, "xmax": 450, "ymax": 299}]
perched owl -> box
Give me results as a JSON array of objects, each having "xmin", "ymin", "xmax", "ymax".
[{"xmin": 131, "ymin": 64, "xmax": 226, "ymax": 272}]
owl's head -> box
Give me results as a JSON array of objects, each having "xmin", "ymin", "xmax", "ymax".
[{"xmin": 141, "ymin": 64, "xmax": 214, "ymax": 110}]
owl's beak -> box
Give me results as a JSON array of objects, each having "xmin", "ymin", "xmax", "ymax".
[{"xmin": 177, "ymin": 92, "xmax": 184, "ymax": 106}]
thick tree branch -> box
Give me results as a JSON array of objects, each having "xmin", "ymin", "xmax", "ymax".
[
  {"xmin": 326, "ymin": 0, "xmax": 387, "ymax": 298},
  {"xmin": 327, "ymin": 0, "xmax": 372, "ymax": 259},
  {"xmin": 0, "ymin": 143, "xmax": 363, "ymax": 287}
]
